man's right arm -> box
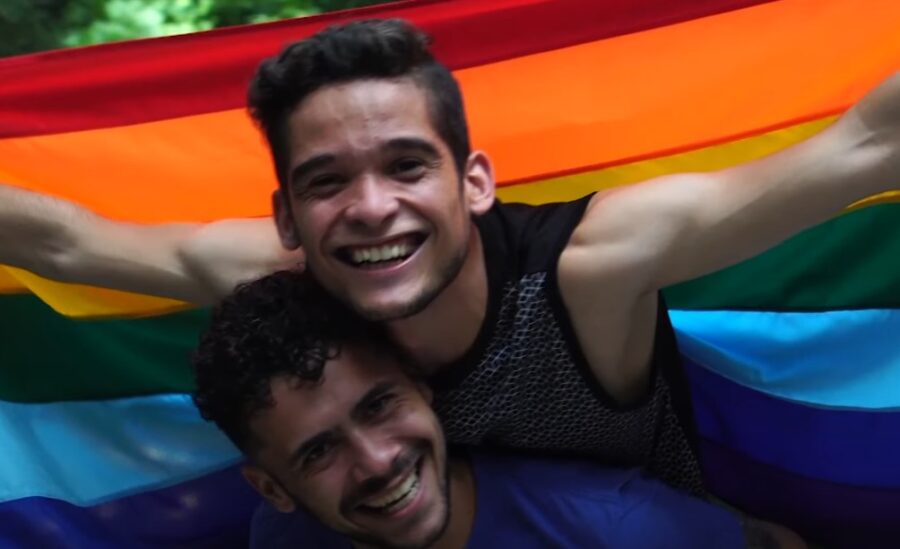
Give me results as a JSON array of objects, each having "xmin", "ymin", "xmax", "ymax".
[{"xmin": 0, "ymin": 184, "xmax": 302, "ymax": 305}]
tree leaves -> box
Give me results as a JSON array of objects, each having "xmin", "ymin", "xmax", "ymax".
[{"xmin": 1, "ymin": 0, "xmax": 391, "ymax": 57}]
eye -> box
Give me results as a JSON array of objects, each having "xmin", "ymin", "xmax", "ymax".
[
  {"xmin": 364, "ymin": 393, "xmax": 396, "ymax": 419},
  {"xmin": 303, "ymin": 441, "xmax": 333, "ymax": 467},
  {"xmin": 389, "ymin": 158, "xmax": 428, "ymax": 180},
  {"xmin": 300, "ymin": 174, "xmax": 345, "ymax": 198},
  {"xmin": 311, "ymin": 173, "xmax": 341, "ymax": 186}
]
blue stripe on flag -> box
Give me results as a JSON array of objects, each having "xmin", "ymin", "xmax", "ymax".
[
  {"xmin": 0, "ymin": 393, "xmax": 240, "ymax": 506},
  {"xmin": 671, "ymin": 308, "xmax": 900, "ymax": 409},
  {"xmin": 0, "ymin": 465, "xmax": 259, "ymax": 549},
  {"xmin": 685, "ymin": 358, "xmax": 900, "ymax": 488}
]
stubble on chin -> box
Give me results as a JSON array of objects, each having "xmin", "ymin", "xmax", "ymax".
[{"xmin": 349, "ymin": 248, "xmax": 468, "ymax": 323}]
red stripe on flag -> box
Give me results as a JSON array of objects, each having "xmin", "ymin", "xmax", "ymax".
[{"xmin": 0, "ymin": 0, "xmax": 773, "ymax": 138}]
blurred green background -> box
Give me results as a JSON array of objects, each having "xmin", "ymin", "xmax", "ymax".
[{"xmin": 0, "ymin": 0, "xmax": 394, "ymax": 57}]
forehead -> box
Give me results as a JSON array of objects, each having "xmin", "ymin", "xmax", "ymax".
[
  {"xmin": 286, "ymin": 78, "xmax": 440, "ymax": 154},
  {"xmin": 250, "ymin": 345, "xmax": 414, "ymax": 446}
]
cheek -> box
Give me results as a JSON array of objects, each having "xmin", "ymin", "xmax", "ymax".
[
  {"xmin": 411, "ymin": 185, "xmax": 466, "ymax": 228},
  {"xmin": 293, "ymin": 203, "xmax": 334, "ymax": 244},
  {"xmin": 293, "ymin": 469, "xmax": 346, "ymax": 516}
]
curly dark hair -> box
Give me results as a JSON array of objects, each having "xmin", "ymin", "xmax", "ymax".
[
  {"xmin": 192, "ymin": 270, "xmax": 390, "ymax": 454},
  {"xmin": 248, "ymin": 18, "xmax": 470, "ymax": 189}
]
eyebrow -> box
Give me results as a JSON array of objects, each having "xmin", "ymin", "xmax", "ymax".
[
  {"xmin": 351, "ymin": 381, "xmax": 398, "ymax": 420},
  {"xmin": 288, "ymin": 153, "xmax": 336, "ymax": 192},
  {"xmin": 288, "ymin": 428, "xmax": 335, "ymax": 469},
  {"xmin": 383, "ymin": 137, "xmax": 441, "ymax": 159},
  {"xmin": 286, "ymin": 381, "xmax": 399, "ymax": 468},
  {"xmin": 288, "ymin": 137, "xmax": 441, "ymax": 191}
]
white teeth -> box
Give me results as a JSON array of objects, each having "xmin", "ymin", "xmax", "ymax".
[
  {"xmin": 364, "ymin": 469, "xmax": 419, "ymax": 510},
  {"xmin": 350, "ymin": 243, "xmax": 413, "ymax": 265}
]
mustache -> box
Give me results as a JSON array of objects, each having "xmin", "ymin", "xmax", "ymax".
[{"xmin": 344, "ymin": 445, "xmax": 423, "ymax": 511}]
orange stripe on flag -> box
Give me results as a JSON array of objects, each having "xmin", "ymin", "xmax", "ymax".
[
  {"xmin": 461, "ymin": 0, "xmax": 900, "ymax": 183},
  {"xmin": 0, "ymin": 111, "xmax": 273, "ymax": 222},
  {"xmin": 2, "ymin": 0, "xmax": 899, "ymax": 222}
]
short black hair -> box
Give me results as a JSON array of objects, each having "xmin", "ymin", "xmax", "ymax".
[
  {"xmin": 192, "ymin": 270, "xmax": 389, "ymax": 454},
  {"xmin": 248, "ymin": 18, "xmax": 470, "ymax": 188}
]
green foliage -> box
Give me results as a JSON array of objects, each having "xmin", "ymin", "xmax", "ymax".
[
  {"xmin": 0, "ymin": 0, "xmax": 75, "ymax": 57},
  {"xmin": 63, "ymin": 0, "xmax": 217, "ymax": 47},
  {"xmin": 0, "ymin": 0, "xmax": 392, "ymax": 57}
]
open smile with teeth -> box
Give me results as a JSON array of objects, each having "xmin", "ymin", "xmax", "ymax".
[
  {"xmin": 352, "ymin": 243, "xmax": 414, "ymax": 265},
  {"xmin": 359, "ymin": 463, "xmax": 422, "ymax": 515},
  {"xmin": 339, "ymin": 234, "xmax": 425, "ymax": 268}
]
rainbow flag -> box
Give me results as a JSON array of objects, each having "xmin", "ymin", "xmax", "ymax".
[{"xmin": 2, "ymin": 0, "xmax": 898, "ymax": 546}]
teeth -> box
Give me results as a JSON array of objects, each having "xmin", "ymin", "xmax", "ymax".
[
  {"xmin": 364, "ymin": 470, "xmax": 419, "ymax": 510},
  {"xmin": 350, "ymin": 243, "xmax": 413, "ymax": 265}
]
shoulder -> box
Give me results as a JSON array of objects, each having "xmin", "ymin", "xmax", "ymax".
[
  {"xmin": 607, "ymin": 471, "xmax": 745, "ymax": 548},
  {"xmin": 473, "ymin": 450, "xmax": 642, "ymax": 518},
  {"xmin": 471, "ymin": 451, "xmax": 743, "ymax": 548},
  {"xmin": 475, "ymin": 448, "xmax": 638, "ymax": 491},
  {"xmin": 476, "ymin": 196, "xmax": 594, "ymax": 275},
  {"xmin": 470, "ymin": 450, "xmax": 639, "ymax": 547}
]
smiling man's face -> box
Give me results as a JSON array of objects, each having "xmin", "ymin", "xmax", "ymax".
[
  {"xmin": 274, "ymin": 77, "xmax": 493, "ymax": 322},
  {"xmin": 243, "ymin": 343, "xmax": 450, "ymax": 548}
]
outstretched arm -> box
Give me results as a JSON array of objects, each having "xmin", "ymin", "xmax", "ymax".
[
  {"xmin": 0, "ymin": 184, "xmax": 301, "ymax": 304},
  {"xmin": 559, "ymin": 72, "xmax": 900, "ymax": 401},
  {"xmin": 568, "ymin": 71, "xmax": 900, "ymax": 293}
]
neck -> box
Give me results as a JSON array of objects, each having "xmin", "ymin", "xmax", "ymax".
[{"xmin": 386, "ymin": 226, "xmax": 489, "ymax": 374}]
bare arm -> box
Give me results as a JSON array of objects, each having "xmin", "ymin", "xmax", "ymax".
[
  {"xmin": 570, "ymin": 72, "xmax": 900, "ymax": 292},
  {"xmin": 0, "ymin": 184, "xmax": 301, "ymax": 304},
  {"xmin": 559, "ymin": 72, "xmax": 900, "ymax": 401}
]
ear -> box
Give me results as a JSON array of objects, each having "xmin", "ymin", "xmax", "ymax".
[
  {"xmin": 272, "ymin": 189, "xmax": 303, "ymax": 250},
  {"xmin": 462, "ymin": 151, "xmax": 496, "ymax": 216},
  {"xmin": 242, "ymin": 464, "xmax": 297, "ymax": 514}
]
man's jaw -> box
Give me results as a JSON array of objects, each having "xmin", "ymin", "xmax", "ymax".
[
  {"xmin": 345, "ymin": 451, "xmax": 454, "ymax": 549},
  {"xmin": 354, "ymin": 456, "xmax": 425, "ymax": 517}
]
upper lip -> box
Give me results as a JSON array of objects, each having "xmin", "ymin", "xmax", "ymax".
[
  {"xmin": 355, "ymin": 460, "xmax": 420, "ymax": 509},
  {"xmin": 336, "ymin": 231, "xmax": 423, "ymax": 250}
]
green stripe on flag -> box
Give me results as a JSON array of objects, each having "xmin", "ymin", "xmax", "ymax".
[
  {"xmin": 0, "ymin": 294, "xmax": 206, "ymax": 403},
  {"xmin": 666, "ymin": 203, "xmax": 900, "ymax": 311}
]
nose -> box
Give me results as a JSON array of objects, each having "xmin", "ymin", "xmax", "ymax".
[
  {"xmin": 344, "ymin": 174, "xmax": 399, "ymax": 229},
  {"xmin": 348, "ymin": 430, "xmax": 400, "ymax": 482}
]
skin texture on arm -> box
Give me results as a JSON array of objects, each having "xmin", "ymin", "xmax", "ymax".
[
  {"xmin": 559, "ymin": 72, "xmax": 900, "ymax": 402},
  {"xmin": 0, "ymin": 184, "xmax": 301, "ymax": 305}
]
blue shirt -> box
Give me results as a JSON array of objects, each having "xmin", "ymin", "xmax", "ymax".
[{"xmin": 251, "ymin": 449, "xmax": 744, "ymax": 548}]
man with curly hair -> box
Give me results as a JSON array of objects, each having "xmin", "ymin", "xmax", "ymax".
[{"xmin": 192, "ymin": 270, "xmax": 802, "ymax": 548}]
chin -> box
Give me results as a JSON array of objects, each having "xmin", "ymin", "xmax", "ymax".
[
  {"xmin": 379, "ymin": 514, "xmax": 449, "ymax": 549},
  {"xmin": 347, "ymin": 510, "xmax": 447, "ymax": 549},
  {"xmin": 351, "ymin": 290, "xmax": 436, "ymax": 322},
  {"xmin": 405, "ymin": 515, "xmax": 450, "ymax": 548}
]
